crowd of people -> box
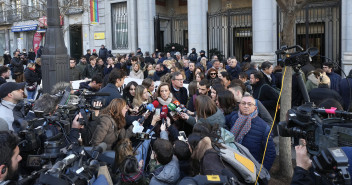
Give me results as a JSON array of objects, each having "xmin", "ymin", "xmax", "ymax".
[{"xmin": 0, "ymin": 45, "xmax": 351, "ymax": 184}]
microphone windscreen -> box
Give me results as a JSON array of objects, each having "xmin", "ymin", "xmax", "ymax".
[
  {"xmin": 162, "ymin": 105, "xmax": 168, "ymax": 114},
  {"xmin": 160, "ymin": 112, "xmax": 167, "ymax": 119},
  {"xmin": 146, "ymin": 103, "xmax": 155, "ymax": 111},
  {"xmin": 167, "ymin": 103, "xmax": 176, "ymax": 111},
  {"xmin": 152, "ymin": 100, "xmax": 160, "ymax": 108},
  {"xmin": 172, "ymin": 100, "xmax": 181, "ymax": 106}
]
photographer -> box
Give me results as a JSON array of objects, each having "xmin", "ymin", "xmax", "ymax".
[
  {"xmin": 32, "ymin": 93, "xmax": 83, "ymax": 144},
  {"xmin": 291, "ymin": 139, "xmax": 313, "ymax": 185},
  {"xmin": 0, "ymin": 131, "xmax": 22, "ymax": 185}
]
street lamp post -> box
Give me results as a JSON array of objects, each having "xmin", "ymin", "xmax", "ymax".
[{"xmin": 41, "ymin": 0, "xmax": 69, "ymax": 93}]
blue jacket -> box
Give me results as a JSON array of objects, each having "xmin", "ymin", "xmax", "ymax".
[
  {"xmin": 226, "ymin": 65, "xmax": 241, "ymax": 79},
  {"xmin": 152, "ymin": 69, "xmax": 168, "ymax": 81},
  {"xmin": 327, "ymin": 72, "xmax": 341, "ymax": 93},
  {"xmin": 99, "ymin": 83, "xmax": 122, "ymax": 107},
  {"xmin": 229, "ymin": 113, "xmax": 276, "ymax": 170},
  {"xmin": 157, "ymin": 57, "xmax": 166, "ymax": 64},
  {"xmin": 339, "ymin": 77, "xmax": 352, "ymax": 110}
]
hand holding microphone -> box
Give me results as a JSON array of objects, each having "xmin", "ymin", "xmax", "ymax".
[{"xmin": 160, "ymin": 105, "xmax": 168, "ymax": 124}]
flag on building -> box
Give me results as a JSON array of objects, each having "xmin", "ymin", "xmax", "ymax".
[{"xmin": 90, "ymin": 0, "xmax": 99, "ymax": 23}]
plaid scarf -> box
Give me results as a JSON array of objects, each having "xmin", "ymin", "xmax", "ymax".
[
  {"xmin": 121, "ymin": 169, "xmax": 144, "ymax": 183},
  {"xmin": 230, "ymin": 110, "xmax": 258, "ymax": 142}
]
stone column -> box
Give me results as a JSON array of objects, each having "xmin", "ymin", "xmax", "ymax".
[
  {"xmin": 187, "ymin": 0, "xmax": 208, "ymax": 53},
  {"xmin": 251, "ymin": 0, "xmax": 277, "ymax": 64},
  {"xmin": 342, "ymin": 0, "xmax": 352, "ymax": 75},
  {"xmin": 137, "ymin": 0, "xmax": 155, "ymax": 54}
]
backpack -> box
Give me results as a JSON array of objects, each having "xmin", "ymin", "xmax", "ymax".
[
  {"xmin": 218, "ymin": 128, "xmax": 270, "ymax": 184},
  {"xmin": 257, "ymin": 84, "xmax": 280, "ymax": 100}
]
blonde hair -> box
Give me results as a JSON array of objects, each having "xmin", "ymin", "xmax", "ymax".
[
  {"xmin": 320, "ymin": 74, "xmax": 331, "ymax": 87},
  {"xmin": 35, "ymin": 58, "xmax": 41, "ymax": 65},
  {"xmin": 132, "ymin": 85, "xmax": 147, "ymax": 108}
]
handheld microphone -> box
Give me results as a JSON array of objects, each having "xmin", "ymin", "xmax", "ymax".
[
  {"xmin": 152, "ymin": 100, "xmax": 160, "ymax": 108},
  {"xmin": 179, "ymin": 104, "xmax": 188, "ymax": 113},
  {"xmin": 161, "ymin": 105, "xmax": 168, "ymax": 113},
  {"xmin": 167, "ymin": 103, "xmax": 177, "ymax": 112},
  {"xmin": 160, "ymin": 112, "xmax": 167, "ymax": 124},
  {"xmin": 91, "ymin": 142, "xmax": 107, "ymax": 160},
  {"xmin": 168, "ymin": 103, "xmax": 182, "ymax": 114},
  {"xmin": 139, "ymin": 103, "xmax": 155, "ymax": 124},
  {"xmin": 172, "ymin": 100, "xmax": 181, "ymax": 106},
  {"xmin": 160, "ymin": 105, "xmax": 168, "ymax": 124}
]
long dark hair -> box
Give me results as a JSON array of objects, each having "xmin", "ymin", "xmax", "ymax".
[
  {"xmin": 123, "ymin": 81, "xmax": 138, "ymax": 106},
  {"xmin": 217, "ymin": 90, "xmax": 237, "ymax": 115}
]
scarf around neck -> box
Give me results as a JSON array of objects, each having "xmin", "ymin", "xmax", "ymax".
[
  {"xmin": 230, "ymin": 109, "xmax": 258, "ymax": 143},
  {"xmin": 157, "ymin": 93, "xmax": 173, "ymax": 106}
]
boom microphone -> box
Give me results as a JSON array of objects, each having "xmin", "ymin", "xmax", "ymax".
[{"xmin": 47, "ymin": 153, "xmax": 79, "ymax": 175}]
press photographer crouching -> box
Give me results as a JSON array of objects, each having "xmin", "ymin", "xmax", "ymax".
[{"xmin": 0, "ymin": 131, "xmax": 22, "ymax": 185}]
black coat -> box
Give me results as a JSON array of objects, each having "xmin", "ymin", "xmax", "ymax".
[
  {"xmin": 339, "ymin": 77, "xmax": 352, "ymax": 110},
  {"xmin": 28, "ymin": 52, "xmax": 36, "ymax": 61},
  {"xmin": 99, "ymin": 48, "xmax": 108, "ymax": 59},
  {"xmin": 188, "ymin": 52, "xmax": 198, "ymax": 62},
  {"xmin": 308, "ymin": 84, "xmax": 343, "ymax": 107},
  {"xmin": 11, "ymin": 57, "xmax": 24, "ymax": 73},
  {"xmin": 83, "ymin": 65, "xmax": 99, "ymax": 79},
  {"xmin": 85, "ymin": 53, "xmax": 91, "ymax": 62},
  {"xmin": 3, "ymin": 54, "xmax": 11, "ymax": 65},
  {"xmin": 0, "ymin": 77, "xmax": 6, "ymax": 85},
  {"xmin": 144, "ymin": 56, "xmax": 155, "ymax": 65},
  {"xmin": 290, "ymin": 167, "xmax": 313, "ymax": 185},
  {"xmin": 170, "ymin": 85, "xmax": 188, "ymax": 106},
  {"xmin": 252, "ymin": 81, "xmax": 279, "ymax": 112},
  {"xmin": 24, "ymin": 68, "xmax": 40, "ymax": 84}
]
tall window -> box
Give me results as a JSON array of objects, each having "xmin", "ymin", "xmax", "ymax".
[{"xmin": 112, "ymin": 2, "xmax": 128, "ymax": 50}]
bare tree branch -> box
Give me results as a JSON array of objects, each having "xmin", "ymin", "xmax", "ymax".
[
  {"xmin": 295, "ymin": 0, "xmax": 311, "ymax": 11},
  {"xmin": 276, "ymin": 0, "xmax": 288, "ymax": 12}
]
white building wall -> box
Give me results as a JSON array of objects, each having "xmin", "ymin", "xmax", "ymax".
[{"xmin": 251, "ymin": 0, "xmax": 276, "ymax": 64}]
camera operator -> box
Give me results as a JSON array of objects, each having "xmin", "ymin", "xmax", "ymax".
[
  {"xmin": 291, "ymin": 139, "xmax": 352, "ymax": 185},
  {"xmin": 0, "ymin": 131, "xmax": 22, "ymax": 185},
  {"xmin": 0, "ymin": 82, "xmax": 26, "ymax": 131},
  {"xmin": 291, "ymin": 139, "xmax": 313, "ymax": 185},
  {"xmin": 32, "ymin": 93, "xmax": 83, "ymax": 144}
]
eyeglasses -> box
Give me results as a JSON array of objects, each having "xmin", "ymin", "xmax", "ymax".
[
  {"xmin": 210, "ymin": 73, "xmax": 217, "ymax": 75},
  {"xmin": 174, "ymin": 79, "xmax": 183, "ymax": 82},
  {"xmin": 240, "ymin": 102, "xmax": 255, "ymax": 107}
]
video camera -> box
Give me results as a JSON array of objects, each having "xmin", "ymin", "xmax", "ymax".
[{"xmin": 276, "ymin": 45, "xmax": 352, "ymax": 184}]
